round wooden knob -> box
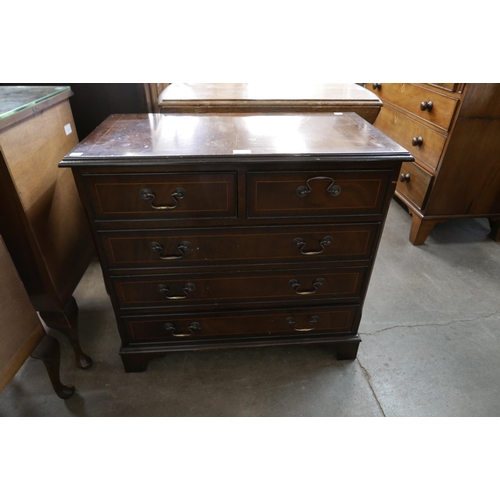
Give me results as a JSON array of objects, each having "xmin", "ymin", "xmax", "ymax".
[
  {"xmin": 412, "ymin": 136, "xmax": 424, "ymax": 147},
  {"xmin": 400, "ymin": 173, "xmax": 411, "ymax": 183},
  {"xmin": 373, "ymin": 83, "xmax": 382, "ymax": 90},
  {"xmin": 420, "ymin": 100, "xmax": 433, "ymax": 112}
]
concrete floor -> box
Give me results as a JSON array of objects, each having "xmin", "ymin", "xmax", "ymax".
[{"xmin": 2, "ymin": 199, "xmax": 500, "ymax": 417}]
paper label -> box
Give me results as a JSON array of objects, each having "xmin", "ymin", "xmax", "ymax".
[
  {"xmin": 233, "ymin": 150, "xmax": 251, "ymax": 154},
  {"xmin": 69, "ymin": 152, "xmax": 83, "ymax": 156},
  {"xmin": 64, "ymin": 123, "xmax": 73, "ymax": 135}
]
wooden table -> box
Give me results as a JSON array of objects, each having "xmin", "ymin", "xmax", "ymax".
[
  {"xmin": 0, "ymin": 86, "xmax": 94, "ymax": 368},
  {"xmin": 61, "ymin": 112, "xmax": 412, "ymax": 372},
  {"xmin": 158, "ymin": 83, "xmax": 382, "ymax": 123}
]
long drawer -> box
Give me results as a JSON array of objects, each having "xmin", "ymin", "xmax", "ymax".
[
  {"xmin": 84, "ymin": 172, "xmax": 238, "ymax": 220},
  {"xmin": 122, "ymin": 305, "xmax": 359, "ymax": 343},
  {"xmin": 373, "ymin": 106, "xmax": 446, "ymax": 171},
  {"xmin": 247, "ymin": 170, "xmax": 392, "ymax": 219},
  {"xmin": 367, "ymin": 83, "xmax": 458, "ymax": 131},
  {"xmin": 112, "ymin": 266, "xmax": 367, "ymax": 310},
  {"xmin": 99, "ymin": 223, "xmax": 380, "ymax": 269}
]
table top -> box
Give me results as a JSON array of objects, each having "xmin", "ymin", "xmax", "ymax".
[
  {"xmin": 0, "ymin": 86, "xmax": 70, "ymax": 119},
  {"xmin": 61, "ymin": 112, "xmax": 412, "ymax": 166},
  {"xmin": 0, "ymin": 86, "xmax": 73, "ymax": 132},
  {"xmin": 159, "ymin": 83, "xmax": 381, "ymax": 104}
]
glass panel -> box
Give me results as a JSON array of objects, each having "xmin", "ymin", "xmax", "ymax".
[{"xmin": 0, "ymin": 86, "xmax": 70, "ymax": 120}]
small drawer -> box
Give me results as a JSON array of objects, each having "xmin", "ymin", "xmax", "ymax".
[
  {"xmin": 112, "ymin": 266, "xmax": 367, "ymax": 310},
  {"xmin": 99, "ymin": 223, "xmax": 379, "ymax": 269},
  {"xmin": 84, "ymin": 172, "xmax": 237, "ymax": 220},
  {"xmin": 374, "ymin": 106, "xmax": 446, "ymax": 171},
  {"xmin": 396, "ymin": 162, "xmax": 433, "ymax": 209},
  {"xmin": 122, "ymin": 305, "xmax": 359, "ymax": 343},
  {"xmin": 367, "ymin": 83, "xmax": 458, "ymax": 131},
  {"xmin": 247, "ymin": 170, "xmax": 392, "ymax": 219}
]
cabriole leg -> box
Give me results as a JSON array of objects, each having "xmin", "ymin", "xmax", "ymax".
[
  {"xmin": 39, "ymin": 296, "xmax": 92, "ymax": 369},
  {"xmin": 31, "ymin": 334, "xmax": 75, "ymax": 399}
]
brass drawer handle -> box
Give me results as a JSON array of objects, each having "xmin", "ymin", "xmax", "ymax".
[
  {"xmin": 400, "ymin": 173, "xmax": 411, "ymax": 183},
  {"xmin": 140, "ymin": 187, "xmax": 186, "ymax": 210},
  {"xmin": 420, "ymin": 100, "xmax": 433, "ymax": 112},
  {"xmin": 412, "ymin": 136, "xmax": 424, "ymax": 147},
  {"xmin": 164, "ymin": 321, "xmax": 201, "ymax": 337},
  {"xmin": 150, "ymin": 241, "xmax": 191, "ymax": 260},
  {"xmin": 288, "ymin": 278, "xmax": 325, "ymax": 295},
  {"xmin": 157, "ymin": 283, "xmax": 195, "ymax": 300},
  {"xmin": 293, "ymin": 236, "xmax": 333, "ymax": 255},
  {"xmin": 296, "ymin": 177, "xmax": 341, "ymax": 198},
  {"xmin": 286, "ymin": 315, "xmax": 319, "ymax": 332}
]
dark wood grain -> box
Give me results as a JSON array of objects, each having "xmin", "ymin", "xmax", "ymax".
[
  {"xmin": 60, "ymin": 113, "xmax": 410, "ymax": 163},
  {"xmin": 122, "ymin": 305, "xmax": 358, "ymax": 342},
  {"xmin": 112, "ymin": 266, "xmax": 367, "ymax": 310},
  {"xmin": 85, "ymin": 172, "xmax": 237, "ymax": 220},
  {"xmin": 64, "ymin": 112, "xmax": 412, "ymax": 371},
  {"xmin": 99, "ymin": 224, "xmax": 379, "ymax": 269},
  {"xmin": 247, "ymin": 170, "xmax": 391, "ymax": 218}
]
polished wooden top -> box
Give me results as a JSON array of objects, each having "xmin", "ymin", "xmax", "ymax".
[
  {"xmin": 60, "ymin": 112, "xmax": 412, "ymax": 166},
  {"xmin": 159, "ymin": 83, "xmax": 382, "ymax": 104}
]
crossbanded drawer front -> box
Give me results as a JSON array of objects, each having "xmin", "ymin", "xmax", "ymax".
[
  {"xmin": 367, "ymin": 83, "xmax": 458, "ymax": 131},
  {"xmin": 396, "ymin": 162, "xmax": 433, "ymax": 209},
  {"xmin": 84, "ymin": 172, "xmax": 237, "ymax": 220},
  {"xmin": 122, "ymin": 305, "xmax": 359, "ymax": 342},
  {"xmin": 374, "ymin": 106, "xmax": 445, "ymax": 171},
  {"xmin": 247, "ymin": 170, "xmax": 391, "ymax": 219},
  {"xmin": 112, "ymin": 266, "xmax": 367, "ymax": 309},
  {"xmin": 100, "ymin": 223, "xmax": 379, "ymax": 269}
]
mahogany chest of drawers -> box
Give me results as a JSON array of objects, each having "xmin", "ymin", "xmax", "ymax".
[
  {"xmin": 366, "ymin": 83, "xmax": 500, "ymax": 244},
  {"xmin": 60, "ymin": 113, "xmax": 412, "ymax": 372}
]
